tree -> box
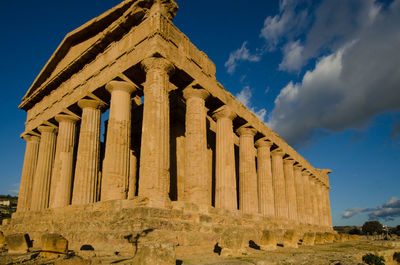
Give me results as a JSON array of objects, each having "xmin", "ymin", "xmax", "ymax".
[
  {"xmin": 348, "ymin": 228, "xmax": 361, "ymax": 235},
  {"xmin": 362, "ymin": 221, "xmax": 383, "ymax": 235},
  {"xmin": 391, "ymin": 225, "xmax": 400, "ymax": 236}
]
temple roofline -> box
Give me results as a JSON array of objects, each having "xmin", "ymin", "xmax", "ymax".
[{"xmin": 20, "ymin": 0, "xmax": 174, "ymax": 110}]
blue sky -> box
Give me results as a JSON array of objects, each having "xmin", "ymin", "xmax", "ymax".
[{"xmin": 0, "ymin": 0, "xmax": 399, "ymax": 226}]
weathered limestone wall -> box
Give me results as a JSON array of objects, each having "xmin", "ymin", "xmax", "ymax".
[{"xmin": 3, "ymin": 199, "xmax": 333, "ymax": 255}]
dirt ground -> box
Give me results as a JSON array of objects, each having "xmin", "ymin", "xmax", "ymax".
[{"xmin": 0, "ymin": 239, "xmax": 399, "ymax": 265}]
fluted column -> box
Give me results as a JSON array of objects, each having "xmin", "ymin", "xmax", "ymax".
[
  {"xmin": 283, "ymin": 158, "xmax": 298, "ymax": 222},
  {"xmin": 30, "ymin": 126, "xmax": 57, "ymax": 211},
  {"xmin": 302, "ymin": 170, "xmax": 313, "ymax": 225},
  {"xmin": 49, "ymin": 115, "xmax": 79, "ymax": 208},
  {"xmin": 309, "ymin": 176, "xmax": 319, "ymax": 225},
  {"xmin": 255, "ymin": 138, "xmax": 274, "ymax": 217},
  {"xmin": 316, "ymin": 181, "xmax": 325, "ymax": 226},
  {"xmin": 271, "ymin": 149, "xmax": 287, "ymax": 218},
  {"xmin": 212, "ymin": 105, "xmax": 237, "ymax": 211},
  {"xmin": 138, "ymin": 57, "xmax": 174, "ymax": 206},
  {"xmin": 325, "ymin": 187, "xmax": 333, "ymax": 227},
  {"xmin": 293, "ymin": 164, "xmax": 305, "ymax": 224},
  {"xmin": 237, "ymin": 126, "xmax": 258, "ymax": 214},
  {"xmin": 17, "ymin": 135, "xmax": 40, "ymax": 212},
  {"xmin": 183, "ymin": 86, "xmax": 210, "ymax": 205},
  {"xmin": 102, "ymin": 81, "xmax": 137, "ymax": 201},
  {"xmin": 72, "ymin": 100, "xmax": 103, "ymax": 205}
]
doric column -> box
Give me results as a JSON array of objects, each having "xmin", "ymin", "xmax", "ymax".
[
  {"xmin": 102, "ymin": 81, "xmax": 137, "ymax": 201},
  {"xmin": 183, "ymin": 86, "xmax": 210, "ymax": 205},
  {"xmin": 302, "ymin": 170, "xmax": 313, "ymax": 225},
  {"xmin": 49, "ymin": 115, "xmax": 79, "ymax": 208},
  {"xmin": 212, "ymin": 105, "xmax": 237, "ymax": 211},
  {"xmin": 325, "ymin": 187, "xmax": 333, "ymax": 227},
  {"xmin": 283, "ymin": 158, "xmax": 298, "ymax": 222},
  {"xmin": 138, "ymin": 57, "xmax": 174, "ymax": 206},
  {"xmin": 255, "ymin": 138, "xmax": 274, "ymax": 217},
  {"xmin": 316, "ymin": 180, "xmax": 325, "ymax": 226},
  {"xmin": 309, "ymin": 176, "xmax": 319, "ymax": 225},
  {"xmin": 237, "ymin": 125, "xmax": 258, "ymax": 214},
  {"xmin": 271, "ymin": 149, "xmax": 288, "ymax": 218},
  {"xmin": 17, "ymin": 135, "xmax": 40, "ymax": 212},
  {"xmin": 72, "ymin": 99, "xmax": 103, "ymax": 205},
  {"xmin": 30, "ymin": 126, "xmax": 57, "ymax": 211},
  {"xmin": 293, "ymin": 164, "xmax": 305, "ymax": 224}
]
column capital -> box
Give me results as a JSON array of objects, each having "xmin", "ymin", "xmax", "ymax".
[
  {"xmin": 212, "ymin": 105, "xmax": 236, "ymax": 121},
  {"xmin": 301, "ymin": 170, "xmax": 310, "ymax": 177},
  {"xmin": 78, "ymin": 99, "xmax": 105, "ymax": 110},
  {"xmin": 255, "ymin": 138, "xmax": 273, "ymax": 148},
  {"xmin": 293, "ymin": 164, "xmax": 303, "ymax": 170},
  {"xmin": 38, "ymin": 125, "xmax": 57, "ymax": 134},
  {"xmin": 22, "ymin": 134, "xmax": 40, "ymax": 142},
  {"xmin": 283, "ymin": 157, "xmax": 295, "ymax": 166},
  {"xmin": 55, "ymin": 114, "xmax": 80, "ymax": 124},
  {"xmin": 183, "ymin": 87, "xmax": 210, "ymax": 101},
  {"xmin": 106, "ymin": 80, "xmax": 138, "ymax": 95},
  {"xmin": 236, "ymin": 125, "xmax": 257, "ymax": 137},
  {"xmin": 309, "ymin": 174, "xmax": 317, "ymax": 181},
  {"xmin": 271, "ymin": 148, "xmax": 284, "ymax": 157},
  {"xmin": 141, "ymin": 57, "xmax": 175, "ymax": 75}
]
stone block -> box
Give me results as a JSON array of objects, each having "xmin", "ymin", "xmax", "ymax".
[
  {"xmin": 323, "ymin": 232, "xmax": 335, "ymax": 243},
  {"xmin": 340, "ymin": 234, "xmax": 350, "ymax": 242},
  {"xmin": 314, "ymin": 232, "xmax": 325, "ymax": 244},
  {"xmin": 349, "ymin": 234, "xmax": 359, "ymax": 241},
  {"xmin": 131, "ymin": 243, "xmax": 176, "ymax": 265},
  {"xmin": 259, "ymin": 230, "xmax": 277, "ymax": 250},
  {"xmin": 283, "ymin": 230, "xmax": 298, "ymax": 248},
  {"xmin": 334, "ymin": 233, "xmax": 343, "ymax": 242},
  {"xmin": 219, "ymin": 227, "xmax": 246, "ymax": 250},
  {"xmin": 40, "ymin": 233, "xmax": 68, "ymax": 258},
  {"xmin": 302, "ymin": 232, "xmax": 315, "ymax": 246},
  {"xmin": 5, "ymin": 233, "xmax": 29, "ymax": 254}
]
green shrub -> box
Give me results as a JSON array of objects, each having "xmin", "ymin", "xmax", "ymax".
[
  {"xmin": 393, "ymin": 252, "xmax": 400, "ymax": 263},
  {"xmin": 362, "ymin": 253, "xmax": 385, "ymax": 265}
]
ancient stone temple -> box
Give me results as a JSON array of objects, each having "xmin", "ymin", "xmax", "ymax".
[{"xmin": 3, "ymin": 0, "xmax": 334, "ymax": 257}]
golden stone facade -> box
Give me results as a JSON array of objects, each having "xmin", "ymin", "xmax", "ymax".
[{"xmin": 4, "ymin": 0, "xmax": 333, "ymax": 255}]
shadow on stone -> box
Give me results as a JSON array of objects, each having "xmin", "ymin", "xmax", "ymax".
[
  {"xmin": 124, "ymin": 228, "xmax": 155, "ymax": 257},
  {"xmin": 249, "ymin": 240, "xmax": 260, "ymax": 250},
  {"xmin": 176, "ymin": 260, "xmax": 183, "ymax": 265},
  {"xmin": 213, "ymin": 243, "xmax": 222, "ymax": 255},
  {"xmin": 80, "ymin": 244, "xmax": 94, "ymax": 251}
]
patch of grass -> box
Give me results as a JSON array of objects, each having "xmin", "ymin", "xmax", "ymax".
[
  {"xmin": 362, "ymin": 253, "xmax": 385, "ymax": 265},
  {"xmin": 393, "ymin": 252, "xmax": 400, "ymax": 263}
]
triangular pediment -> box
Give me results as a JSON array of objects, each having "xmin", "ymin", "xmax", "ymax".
[{"xmin": 20, "ymin": 0, "xmax": 161, "ymax": 110}]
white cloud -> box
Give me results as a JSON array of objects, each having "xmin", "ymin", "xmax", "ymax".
[
  {"xmin": 342, "ymin": 208, "xmax": 369, "ymax": 219},
  {"xmin": 268, "ymin": 0, "xmax": 400, "ymax": 145},
  {"xmin": 286, "ymin": 0, "xmax": 382, "ymax": 72},
  {"xmin": 260, "ymin": 0, "xmax": 309, "ymax": 51},
  {"xmin": 342, "ymin": 197, "xmax": 400, "ymax": 221},
  {"xmin": 225, "ymin": 42, "xmax": 261, "ymax": 74},
  {"xmin": 279, "ymin": 40, "xmax": 304, "ymax": 72},
  {"xmin": 236, "ymin": 86, "xmax": 267, "ymax": 122}
]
